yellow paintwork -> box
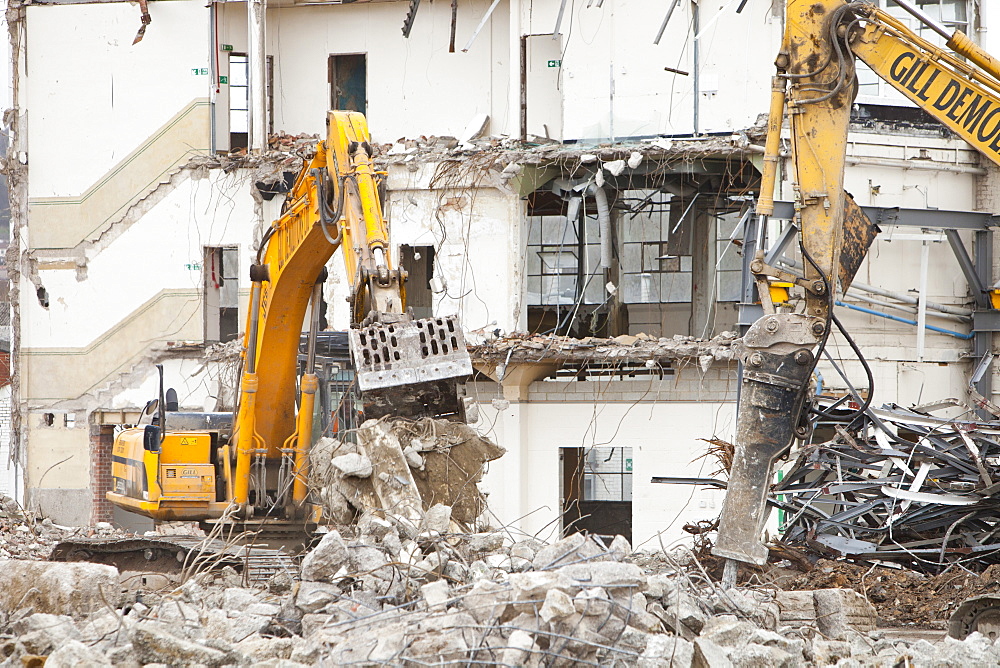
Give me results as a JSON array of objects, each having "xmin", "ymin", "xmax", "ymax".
[
  {"xmin": 851, "ymin": 7, "xmax": 1000, "ymax": 168},
  {"xmin": 768, "ymin": 282, "xmax": 793, "ymax": 305},
  {"xmin": 231, "ymin": 110, "xmax": 394, "ymax": 509},
  {"xmin": 761, "ymin": 1, "xmax": 1000, "ymax": 317},
  {"xmin": 108, "ymin": 428, "xmax": 223, "ymax": 518}
]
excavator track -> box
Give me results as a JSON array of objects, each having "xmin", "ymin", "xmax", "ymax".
[{"xmin": 50, "ymin": 535, "xmax": 297, "ymax": 583}]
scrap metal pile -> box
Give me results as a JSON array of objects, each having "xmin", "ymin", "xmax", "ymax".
[{"xmin": 776, "ymin": 402, "xmax": 1000, "ymax": 573}]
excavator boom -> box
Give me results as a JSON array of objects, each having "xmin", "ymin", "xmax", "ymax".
[{"xmin": 715, "ymin": 0, "xmax": 1000, "ymax": 574}]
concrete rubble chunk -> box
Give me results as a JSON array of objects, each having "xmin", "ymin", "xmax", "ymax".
[
  {"xmin": 300, "ymin": 530, "xmax": 349, "ymax": 582},
  {"xmin": 467, "ymin": 532, "xmax": 504, "ymax": 554},
  {"xmin": 236, "ymin": 635, "xmax": 295, "ymax": 662},
  {"xmin": 713, "ymin": 589, "xmax": 779, "ymax": 630},
  {"xmin": 331, "ymin": 452, "xmax": 373, "ymax": 478},
  {"xmin": 812, "ymin": 588, "xmax": 878, "ymax": 639},
  {"xmin": 131, "ymin": 621, "xmax": 228, "ymax": 667},
  {"xmin": 533, "ymin": 532, "xmax": 604, "ymax": 570},
  {"xmin": 609, "ymin": 534, "xmax": 632, "ymax": 561},
  {"xmin": 461, "ymin": 578, "xmax": 512, "ymax": 624},
  {"xmin": 661, "ymin": 590, "xmax": 709, "ymax": 634},
  {"xmin": 356, "ymin": 419, "xmax": 425, "ymax": 530},
  {"xmin": 510, "ymin": 539, "xmax": 541, "ymax": 562},
  {"xmin": 748, "ymin": 627, "xmax": 805, "ymax": 658},
  {"xmin": 559, "ymin": 561, "xmax": 646, "ymax": 589},
  {"xmin": 423, "ymin": 504, "xmax": 452, "ymax": 534},
  {"xmin": 500, "ymin": 628, "xmax": 538, "ymax": 667},
  {"xmin": 44, "ymin": 639, "xmax": 112, "ymax": 668},
  {"xmin": 640, "ymin": 634, "xmax": 695, "ymax": 668},
  {"xmin": 539, "ymin": 588, "xmax": 575, "ymax": 623},
  {"xmin": 0, "ymin": 560, "xmax": 120, "ymax": 619},
  {"xmin": 775, "ymin": 590, "xmax": 815, "ymax": 627},
  {"xmin": 694, "ymin": 636, "xmax": 734, "ymax": 668},
  {"xmin": 11, "ymin": 613, "xmax": 81, "ymax": 649},
  {"xmin": 700, "ymin": 615, "xmax": 758, "ymax": 648},
  {"xmin": 421, "ymin": 580, "xmax": 451, "ymax": 611},
  {"xmin": 728, "ymin": 642, "xmax": 795, "ymax": 668},
  {"xmin": 294, "ymin": 581, "xmax": 341, "ymax": 614},
  {"xmin": 508, "ymin": 570, "xmax": 577, "ymax": 601},
  {"xmin": 574, "ymin": 586, "xmax": 613, "ymax": 617},
  {"xmin": 808, "ymin": 638, "xmax": 852, "ymax": 665}
]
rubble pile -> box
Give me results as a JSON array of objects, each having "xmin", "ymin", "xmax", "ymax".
[
  {"xmin": 310, "ymin": 417, "xmax": 505, "ymax": 528},
  {"xmin": 1, "ymin": 528, "xmax": 1000, "ymax": 666},
  {"xmin": 788, "ymin": 558, "xmax": 1000, "ymax": 628},
  {"xmin": 471, "ymin": 331, "xmax": 738, "ymax": 369},
  {"xmin": 371, "ymin": 124, "xmax": 769, "ymax": 176}
]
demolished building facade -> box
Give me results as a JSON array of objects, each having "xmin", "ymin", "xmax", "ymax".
[{"xmin": 5, "ymin": 0, "xmax": 1000, "ymax": 554}]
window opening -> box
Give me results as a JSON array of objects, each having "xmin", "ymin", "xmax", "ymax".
[
  {"xmin": 205, "ymin": 247, "xmax": 240, "ymax": 343},
  {"xmin": 561, "ymin": 446, "xmax": 633, "ymax": 543},
  {"xmin": 228, "ymin": 53, "xmax": 249, "ymax": 150},
  {"xmin": 329, "ymin": 54, "xmax": 367, "ymax": 114}
]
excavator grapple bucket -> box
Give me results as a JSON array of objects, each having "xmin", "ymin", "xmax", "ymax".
[{"xmin": 349, "ymin": 315, "xmax": 474, "ymax": 421}]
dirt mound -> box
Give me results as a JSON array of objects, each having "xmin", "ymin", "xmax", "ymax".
[{"xmin": 784, "ymin": 559, "xmax": 1000, "ymax": 628}]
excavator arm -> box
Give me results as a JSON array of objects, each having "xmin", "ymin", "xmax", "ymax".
[
  {"xmin": 232, "ymin": 111, "xmax": 471, "ymax": 517},
  {"xmin": 715, "ymin": 0, "xmax": 1000, "ymax": 570}
]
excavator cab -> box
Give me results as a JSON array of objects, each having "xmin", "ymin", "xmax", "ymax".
[{"xmin": 108, "ymin": 366, "xmax": 236, "ymax": 520}]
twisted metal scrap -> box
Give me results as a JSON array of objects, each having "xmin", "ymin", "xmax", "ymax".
[{"xmin": 776, "ymin": 401, "xmax": 1000, "ymax": 573}]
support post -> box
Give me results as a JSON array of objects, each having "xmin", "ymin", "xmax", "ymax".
[{"xmin": 247, "ymin": 0, "xmax": 267, "ymax": 153}]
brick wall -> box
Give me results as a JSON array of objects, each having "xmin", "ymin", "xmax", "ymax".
[{"xmin": 89, "ymin": 422, "xmax": 115, "ymax": 524}]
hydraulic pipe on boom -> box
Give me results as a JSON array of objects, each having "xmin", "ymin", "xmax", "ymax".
[{"xmin": 714, "ymin": 0, "xmax": 1000, "ymax": 583}]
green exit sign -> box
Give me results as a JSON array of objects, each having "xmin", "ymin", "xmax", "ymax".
[
  {"xmin": 625, "ymin": 458, "xmax": 633, "ymax": 472},
  {"xmin": 191, "ymin": 68, "xmax": 209, "ymax": 76},
  {"xmin": 221, "ymin": 44, "xmax": 233, "ymax": 52},
  {"xmin": 219, "ymin": 75, "xmax": 229, "ymax": 85},
  {"xmin": 547, "ymin": 59, "xmax": 561, "ymax": 67}
]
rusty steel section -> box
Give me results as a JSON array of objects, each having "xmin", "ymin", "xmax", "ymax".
[
  {"xmin": 838, "ymin": 193, "xmax": 880, "ymax": 292},
  {"xmin": 349, "ymin": 315, "xmax": 472, "ymax": 392}
]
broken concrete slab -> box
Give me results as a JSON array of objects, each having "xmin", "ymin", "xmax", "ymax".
[
  {"xmin": 130, "ymin": 622, "xmax": 228, "ymax": 667},
  {"xmin": 44, "ymin": 639, "xmax": 112, "ymax": 668},
  {"xmin": 812, "ymin": 588, "xmax": 878, "ymax": 639},
  {"xmin": 0, "ymin": 560, "xmax": 119, "ymax": 619},
  {"xmin": 299, "ymin": 530, "xmax": 348, "ymax": 583},
  {"xmin": 330, "ymin": 452, "xmax": 373, "ymax": 478},
  {"xmin": 533, "ymin": 532, "xmax": 606, "ymax": 570}
]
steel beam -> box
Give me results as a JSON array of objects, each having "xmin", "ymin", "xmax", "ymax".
[{"xmin": 772, "ymin": 201, "xmax": 1000, "ymax": 230}]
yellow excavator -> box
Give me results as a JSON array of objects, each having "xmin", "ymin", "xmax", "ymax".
[
  {"xmin": 714, "ymin": 0, "xmax": 1000, "ymax": 637},
  {"xmin": 104, "ymin": 111, "xmax": 473, "ymax": 527}
]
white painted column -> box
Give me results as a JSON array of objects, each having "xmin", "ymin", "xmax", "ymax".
[
  {"xmin": 917, "ymin": 239, "xmax": 930, "ymax": 362},
  {"xmin": 247, "ymin": 0, "xmax": 267, "ymax": 153}
]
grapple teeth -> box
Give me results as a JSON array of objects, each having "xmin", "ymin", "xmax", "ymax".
[{"xmin": 349, "ymin": 315, "xmax": 472, "ymax": 392}]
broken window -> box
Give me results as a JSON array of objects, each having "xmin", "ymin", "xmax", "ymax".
[
  {"xmin": 228, "ymin": 53, "xmax": 249, "ymax": 151},
  {"xmin": 526, "ymin": 215, "xmax": 602, "ymax": 307},
  {"xmin": 715, "ymin": 210, "xmax": 745, "ymax": 303},
  {"xmin": 561, "ymin": 446, "xmax": 633, "ymax": 543},
  {"xmin": 205, "ymin": 247, "xmax": 239, "ymax": 343},
  {"xmin": 228, "ymin": 54, "xmax": 274, "ymax": 151},
  {"xmin": 329, "ymin": 54, "xmax": 367, "ymax": 115},
  {"xmin": 400, "ymin": 245, "xmax": 435, "ymax": 319}
]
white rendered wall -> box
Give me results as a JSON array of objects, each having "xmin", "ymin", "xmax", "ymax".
[
  {"xmin": 23, "ymin": 170, "xmax": 274, "ymax": 348},
  {"xmin": 316, "ymin": 163, "xmax": 528, "ymax": 337},
  {"xmin": 475, "ymin": 398, "xmax": 737, "ymax": 550},
  {"xmin": 517, "ymin": 0, "xmax": 782, "ymax": 139},
  {"xmin": 217, "ymin": 0, "xmax": 511, "ymax": 142},
  {"xmin": 25, "ymin": 0, "xmax": 210, "ymax": 198}
]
